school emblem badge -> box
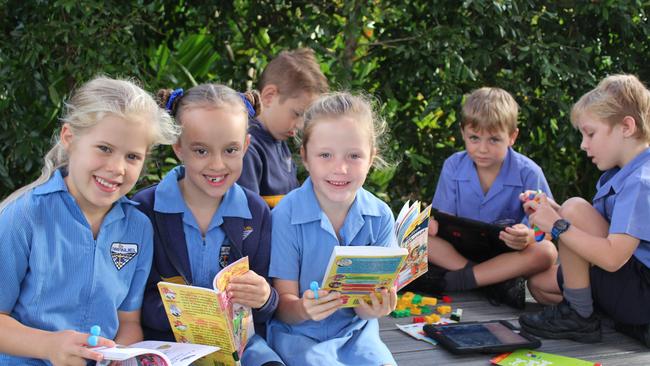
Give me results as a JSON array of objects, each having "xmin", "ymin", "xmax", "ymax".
[
  {"xmin": 110, "ymin": 243, "xmax": 139, "ymax": 270},
  {"xmin": 242, "ymin": 226, "xmax": 253, "ymax": 240}
]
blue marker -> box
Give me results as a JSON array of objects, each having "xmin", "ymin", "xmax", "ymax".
[
  {"xmin": 310, "ymin": 281, "xmax": 320, "ymax": 300},
  {"xmin": 87, "ymin": 325, "xmax": 101, "ymax": 347}
]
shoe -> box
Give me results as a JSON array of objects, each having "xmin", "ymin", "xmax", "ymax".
[
  {"xmin": 401, "ymin": 264, "xmax": 447, "ymax": 295},
  {"xmin": 483, "ymin": 277, "xmax": 526, "ymax": 309},
  {"xmin": 519, "ymin": 301, "xmax": 602, "ymax": 343},
  {"xmin": 615, "ymin": 322, "xmax": 650, "ymax": 348}
]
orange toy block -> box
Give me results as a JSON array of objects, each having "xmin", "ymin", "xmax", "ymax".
[{"xmin": 437, "ymin": 305, "xmax": 452, "ymax": 315}]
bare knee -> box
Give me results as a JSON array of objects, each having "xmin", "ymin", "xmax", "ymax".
[
  {"xmin": 523, "ymin": 240, "xmax": 558, "ymax": 272},
  {"xmin": 558, "ymin": 197, "xmax": 592, "ymax": 222}
]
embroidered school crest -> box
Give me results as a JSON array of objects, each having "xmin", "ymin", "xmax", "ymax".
[
  {"xmin": 110, "ymin": 243, "xmax": 139, "ymax": 270},
  {"xmin": 242, "ymin": 226, "xmax": 253, "ymax": 240}
]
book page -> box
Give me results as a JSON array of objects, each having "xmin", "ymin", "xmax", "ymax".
[
  {"xmin": 396, "ymin": 204, "xmax": 431, "ymax": 290},
  {"xmin": 96, "ymin": 341, "xmax": 218, "ymax": 366},
  {"xmin": 320, "ymin": 246, "xmax": 407, "ymax": 307}
]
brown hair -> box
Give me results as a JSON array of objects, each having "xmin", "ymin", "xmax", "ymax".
[
  {"xmin": 158, "ymin": 84, "xmax": 262, "ymax": 124},
  {"xmin": 461, "ymin": 87, "xmax": 519, "ymax": 134},
  {"xmin": 259, "ymin": 48, "xmax": 329, "ymax": 100},
  {"xmin": 571, "ymin": 74, "xmax": 650, "ymax": 141},
  {"xmin": 300, "ymin": 92, "xmax": 388, "ymax": 168}
]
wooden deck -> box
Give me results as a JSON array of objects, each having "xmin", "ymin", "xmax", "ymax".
[{"xmin": 380, "ymin": 290, "xmax": 650, "ymax": 365}]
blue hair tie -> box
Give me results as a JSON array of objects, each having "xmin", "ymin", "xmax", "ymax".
[
  {"xmin": 166, "ymin": 88, "xmax": 184, "ymax": 113},
  {"xmin": 238, "ymin": 92, "xmax": 257, "ymax": 118}
]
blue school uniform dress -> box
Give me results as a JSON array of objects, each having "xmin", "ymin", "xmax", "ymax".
[
  {"xmin": 433, "ymin": 147, "xmax": 553, "ymax": 224},
  {"xmin": 0, "ymin": 169, "xmax": 153, "ymax": 365},
  {"xmin": 238, "ymin": 118, "xmax": 299, "ymax": 208},
  {"xmin": 132, "ymin": 166, "xmax": 282, "ymax": 365},
  {"xmin": 267, "ymin": 178, "xmax": 397, "ymax": 366},
  {"xmin": 557, "ymin": 148, "xmax": 650, "ymax": 324}
]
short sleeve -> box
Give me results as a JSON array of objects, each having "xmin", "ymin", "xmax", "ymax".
[
  {"xmin": 432, "ymin": 158, "xmax": 458, "ymax": 214},
  {"xmin": 610, "ymin": 180, "xmax": 650, "ymax": 242},
  {"xmin": 522, "ymin": 164, "xmax": 554, "ymax": 200},
  {"xmin": 119, "ymin": 220, "xmax": 154, "ymax": 311},
  {"xmin": 0, "ymin": 199, "xmax": 33, "ymax": 312},
  {"xmin": 269, "ymin": 207, "xmax": 300, "ymax": 281},
  {"xmin": 375, "ymin": 203, "xmax": 397, "ymax": 248}
]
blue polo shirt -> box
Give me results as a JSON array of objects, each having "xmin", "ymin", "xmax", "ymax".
[
  {"xmin": 433, "ymin": 147, "xmax": 553, "ymax": 224},
  {"xmin": 593, "ymin": 148, "xmax": 650, "ymax": 267},
  {"xmin": 154, "ymin": 166, "xmax": 252, "ymax": 288},
  {"xmin": 238, "ymin": 118, "xmax": 299, "ymax": 208},
  {"xmin": 0, "ymin": 170, "xmax": 153, "ymax": 365}
]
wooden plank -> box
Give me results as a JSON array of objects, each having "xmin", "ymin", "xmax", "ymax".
[{"xmin": 380, "ymin": 291, "xmax": 650, "ymax": 365}]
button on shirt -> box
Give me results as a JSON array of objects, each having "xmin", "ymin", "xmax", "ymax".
[
  {"xmin": 432, "ymin": 148, "xmax": 553, "ymax": 224},
  {"xmin": 593, "ymin": 148, "xmax": 650, "ymax": 267},
  {"xmin": 0, "ymin": 170, "xmax": 153, "ymax": 365},
  {"xmin": 154, "ymin": 166, "xmax": 252, "ymax": 288}
]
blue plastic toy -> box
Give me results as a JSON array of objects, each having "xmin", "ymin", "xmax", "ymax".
[
  {"xmin": 310, "ymin": 281, "xmax": 320, "ymax": 300},
  {"xmin": 524, "ymin": 191, "xmax": 546, "ymax": 242},
  {"xmin": 87, "ymin": 325, "xmax": 101, "ymax": 347}
]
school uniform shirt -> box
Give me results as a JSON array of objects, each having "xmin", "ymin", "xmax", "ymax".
[
  {"xmin": 268, "ymin": 177, "xmax": 397, "ymax": 366},
  {"xmin": 433, "ymin": 147, "xmax": 553, "ymax": 225},
  {"xmin": 132, "ymin": 166, "xmax": 282, "ymax": 365},
  {"xmin": 238, "ymin": 118, "xmax": 299, "ymax": 208},
  {"xmin": 0, "ymin": 169, "xmax": 153, "ymax": 365},
  {"xmin": 593, "ymin": 148, "xmax": 650, "ymax": 268}
]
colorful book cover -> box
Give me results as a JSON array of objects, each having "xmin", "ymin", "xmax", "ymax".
[
  {"xmin": 158, "ymin": 257, "xmax": 254, "ymax": 366},
  {"xmin": 320, "ymin": 246, "xmax": 408, "ymax": 307},
  {"xmin": 395, "ymin": 201, "xmax": 432, "ymax": 290},
  {"xmin": 491, "ymin": 349, "xmax": 602, "ymax": 366}
]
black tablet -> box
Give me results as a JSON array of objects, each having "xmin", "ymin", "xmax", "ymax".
[
  {"xmin": 423, "ymin": 320, "xmax": 541, "ymax": 354},
  {"xmin": 431, "ymin": 209, "xmax": 513, "ymax": 263}
]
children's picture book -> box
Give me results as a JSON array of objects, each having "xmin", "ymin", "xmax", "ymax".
[
  {"xmin": 394, "ymin": 201, "xmax": 432, "ymax": 290},
  {"xmin": 490, "ymin": 349, "xmax": 602, "ymax": 366},
  {"xmin": 157, "ymin": 257, "xmax": 254, "ymax": 366},
  {"xmin": 95, "ymin": 340, "xmax": 218, "ymax": 366},
  {"xmin": 320, "ymin": 245, "xmax": 408, "ymax": 307}
]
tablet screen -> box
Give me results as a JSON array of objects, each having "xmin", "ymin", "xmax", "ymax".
[{"xmin": 438, "ymin": 322, "xmax": 529, "ymax": 347}]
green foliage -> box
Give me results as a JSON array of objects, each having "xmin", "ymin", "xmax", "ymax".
[{"xmin": 1, "ymin": 1, "xmax": 649, "ymax": 211}]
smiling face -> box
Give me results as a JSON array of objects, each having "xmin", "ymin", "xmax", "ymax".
[
  {"xmin": 301, "ymin": 116, "xmax": 374, "ymax": 210},
  {"xmin": 62, "ymin": 114, "xmax": 151, "ymax": 217},
  {"xmin": 258, "ymin": 86, "xmax": 316, "ymax": 141},
  {"xmin": 173, "ymin": 106, "xmax": 249, "ymax": 204},
  {"xmin": 461, "ymin": 125, "xmax": 518, "ymax": 172}
]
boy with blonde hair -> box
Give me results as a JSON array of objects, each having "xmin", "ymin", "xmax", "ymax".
[
  {"xmin": 417, "ymin": 87, "xmax": 557, "ymax": 309},
  {"xmin": 520, "ymin": 74, "xmax": 650, "ymax": 346}
]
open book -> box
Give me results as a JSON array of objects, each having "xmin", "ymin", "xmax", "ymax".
[
  {"xmin": 95, "ymin": 340, "xmax": 218, "ymax": 366},
  {"xmin": 491, "ymin": 349, "xmax": 601, "ymax": 366},
  {"xmin": 157, "ymin": 257, "xmax": 254, "ymax": 366},
  {"xmin": 320, "ymin": 245, "xmax": 408, "ymax": 307},
  {"xmin": 394, "ymin": 201, "xmax": 432, "ymax": 289}
]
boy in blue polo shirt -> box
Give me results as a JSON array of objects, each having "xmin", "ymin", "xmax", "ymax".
[
  {"xmin": 520, "ymin": 74, "xmax": 650, "ymax": 346},
  {"xmin": 0, "ymin": 77, "xmax": 179, "ymax": 365},
  {"xmin": 238, "ymin": 48, "xmax": 328, "ymax": 208},
  {"xmin": 417, "ymin": 87, "xmax": 557, "ymax": 309}
]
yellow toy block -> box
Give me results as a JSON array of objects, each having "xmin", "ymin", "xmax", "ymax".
[
  {"xmin": 421, "ymin": 296, "xmax": 438, "ymax": 306},
  {"xmin": 410, "ymin": 307, "xmax": 422, "ymax": 315},
  {"xmin": 437, "ymin": 305, "xmax": 452, "ymax": 315},
  {"xmin": 425, "ymin": 314, "xmax": 441, "ymax": 324}
]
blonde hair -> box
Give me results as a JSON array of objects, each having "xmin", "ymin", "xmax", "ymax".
[
  {"xmin": 158, "ymin": 84, "xmax": 261, "ymax": 126},
  {"xmin": 260, "ymin": 48, "xmax": 329, "ymax": 101},
  {"xmin": 461, "ymin": 87, "xmax": 519, "ymax": 134},
  {"xmin": 571, "ymin": 74, "xmax": 650, "ymax": 141},
  {"xmin": 0, "ymin": 76, "xmax": 180, "ymax": 212},
  {"xmin": 300, "ymin": 92, "xmax": 388, "ymax": 168}
]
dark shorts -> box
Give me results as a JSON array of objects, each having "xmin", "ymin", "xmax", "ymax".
[{"xmin": 557, "ymin": 256, "xmax": 650, "ymax": 324}]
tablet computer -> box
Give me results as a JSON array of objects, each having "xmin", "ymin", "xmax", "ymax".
[
  {"xmin": 423, "ymin": 320, "xmax": 541, "ymax": 354},
  {"xmin": 431, "ymin": 209, "xmax": 513, "ymax": 263}
]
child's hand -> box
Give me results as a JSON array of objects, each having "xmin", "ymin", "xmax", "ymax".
[
  {"xmin": 500, "ymin": 223, "xmax": 531, "ymax": 250},
  {"xmin": 45, "ymin": 329, "xmax": 115, "ymax": 366},
  {"xmin": 354, "ymin": 288, "xmax": 397, "ymax": 320},
  {"xmin": 529, "ymin": 195, "xmax": 562, "ymax": 233},
  {"xmin": 302, "ymin": 288, "xmax": 342, "ymax": 321},
  {"xmin": 228, "ymin": 270, "xmax": 271, "ymax": 309},
  {"xmin": 428, "ymin": 217, "xmax": 439, "ymax": 237}
]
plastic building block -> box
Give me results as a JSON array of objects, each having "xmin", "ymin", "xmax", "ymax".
[
  {"xmin": 390, "ymin": 309, "xmax": 412, "ymax": 318},
  {"xmin": 412, "ymin": 294, "xmax": 423, "ymax": 304},
  {"xmin": 425, "ymin": 314, "xmax": 441, "ymax": 324},
  {"xmin": 437, "ymin": 305, "xmax": 452, "ymax": 315},
  {"xmin": 442, "ymin": 295, "xmax": 452, "ymax": 303},
  {"xmin": 412, "ymin": 316, "xmax": 426, "ymax": 323},
  {"xmin": 421, "ymin": 296, "xmax": 438, "ymax": 306},
  {"xmin": 450, "ymin": 308, "xmax": 463, "ymax": 321}
]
